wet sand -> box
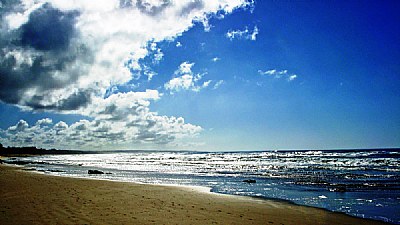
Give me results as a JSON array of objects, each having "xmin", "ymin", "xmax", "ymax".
[{"xmin": 0, "ymin": 164, "xmax": 390, "ymax": 225}]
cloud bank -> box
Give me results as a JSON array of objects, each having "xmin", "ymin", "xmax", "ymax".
[{"xmin": 0, "ymin": 0, "xmax": 253, "ymax": 149}]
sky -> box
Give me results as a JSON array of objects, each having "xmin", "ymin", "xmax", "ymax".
[{"xmin": 0, "ymin": 0, "xmax": 399, "ymax": 151}]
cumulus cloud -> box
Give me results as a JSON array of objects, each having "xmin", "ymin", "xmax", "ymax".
[
  {"xmin": 7, "ymin": 120, "xmax": 29, "ymax": 133},
  {"xmin": 226, "ymin": 25, "xmax": 258, "ymax": 41},
  {"xmin": 1, "ymin": 0, "xmax": 252, "ymax": 110},
  {"xmin": 36, "ymin": 118, "xmax": 53, "ymax": 126},
  {"xmin": 258, "ymin": 69, "xmax": 298, "ymax": 82},
  {"xmin": 0, "ymin": 0, "xmax": 254, "ymax": 149},
  {"xmin": 1, "ymin": 3, "xmax": 94, "ymax": 110},
  {"xmin": 164, "ymin": 62, "xmax": 211, "ymax": 93},
  {"xmin": 0, "ymin": 90, "xmax": 202, "ymax": 149}
]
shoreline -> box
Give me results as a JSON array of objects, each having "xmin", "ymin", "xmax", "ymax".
[
  {"xmin": 10, "ymin": 163, "xmax": 396, "ymax": 224},
  {"xmin": 0, "ymin": 164, "xmax": 392, "ymax": 225}
]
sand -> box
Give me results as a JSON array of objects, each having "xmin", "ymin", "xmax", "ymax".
[{"xmin": 0, "ymin": 164, "xmax": 390, "ymax": 225}]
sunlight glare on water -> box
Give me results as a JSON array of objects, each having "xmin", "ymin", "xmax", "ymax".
[{"xmin": 10, "ymin": 149, "xmax": 400, "ymax": 224}]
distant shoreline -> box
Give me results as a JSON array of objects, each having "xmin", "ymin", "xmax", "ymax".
[{"xmin": 1, "ymin": 144, "xmax": 399, "ymax": 157}]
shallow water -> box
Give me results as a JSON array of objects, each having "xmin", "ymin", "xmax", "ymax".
[{"xmin": 8, "ymin": 149, "xmax": 400, "ymax": 224}]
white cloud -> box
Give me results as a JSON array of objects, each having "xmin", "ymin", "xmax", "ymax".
[
  {"xmin": 258, "ymin": 69, "xmax": 298, "ymax": 82},
  {"xmin": 0, "ymin": 0, "xmax": 255, "ymax": 149},
  {"xmin": 1, "ymin": 94, "xmax": 203, "ymax": 149},
  {"xmin": 149, "ymin": 42, "xmax": 164, "ymax": 64},
  {"xmin": 144, "ymin": 69, "xmax": 157, "ymax": 81},
  {"xmin": 1, "ymin": 0, "xmax": 253, "ymax": 110},
  {"xmin": 200, "ymin": 16, "xmax": 213, "ymax": 32},
  {"xmin": 165, "ymin": 74, "xmax": 197, "ymax": 92},
  {"xmin": 176, "ymin": 41, "xmax": 182, "ymax": 47},
  {"xmin": 258, "ymin": 69, "xmax": 287, "ymax": 78},
  {"xmin": 202, "ymin": 80, "xmax": 212, "ymax": 88},
  {"xmin": 213, "ymin": 80, "xmax": 225, "ymax": 89},
  {"xmin": 178, "ymin": 61, "xmax": 195, "ymax": 74},
  {"xmin": 7, "ymin": 120, "xmax": 29, "ymax": 132},
  {"xmin": 36, "ymin": 118, "xmax": 53, "ymax": 127},
  {"xmin": 288, "ymin": 74, "xmax": 297, "ymax": 81},
  {"xmin": 164, "ymin": 62, "xmax": 211, "ymax": 93},
  {"xmin": 126, "ymin": 41, "xmax": 164, "ymax": 81},
  {"xmin": 250, "ymin": 25, "xmax": 259, "ymax": 40},
  {"xmin": 226, "ymin": 25, "xmax": 258, "ymax": 41},
  {"xmin": 212, "ymin": 57, "xmax": 221, "ymax": 62}
]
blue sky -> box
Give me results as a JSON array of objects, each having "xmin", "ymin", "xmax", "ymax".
[{"xmin": 0, "ymin": 0, "xmax": 399, "ymax": 150}]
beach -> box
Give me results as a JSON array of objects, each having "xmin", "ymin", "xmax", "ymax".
[{"xmin": 0, "ymin": 164, "xmax": 390, "ymax": 225}]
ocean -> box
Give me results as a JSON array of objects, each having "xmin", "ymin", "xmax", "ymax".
[{"xmin": 6, "ymin": 149, "xmax": 400, "ymax": 224}]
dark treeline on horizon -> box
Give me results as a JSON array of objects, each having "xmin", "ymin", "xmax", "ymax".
[
  {"xmin": 1, "ymin": 142, "xmax": 399, "ymax": 156},
  {"xmin": 0, "ymin": 142, "xmax": 88, "ymax": 155}
]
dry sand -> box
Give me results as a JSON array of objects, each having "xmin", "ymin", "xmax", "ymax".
[{"xmin": 0, "ymin": 164, "xmax": 390, "ymax": 225}]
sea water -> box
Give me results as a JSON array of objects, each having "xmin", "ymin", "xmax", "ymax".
[{"xmin": 7, "ymin": 149, "xmax": 400, "ymax": 224}]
